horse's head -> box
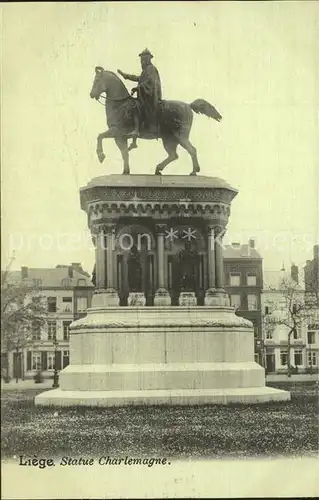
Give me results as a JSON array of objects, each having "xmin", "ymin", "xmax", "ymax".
[{"xmin": 90, "ymin": 66, "xmax": 106, "ymax": 100}]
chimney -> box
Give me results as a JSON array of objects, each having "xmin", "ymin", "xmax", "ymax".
[
  {"xmin": 21, "ymin": 266, "xmax": 28, "ymax": 279},
  {"xmin": 68, "ymin": 266, "xmax": 73, "ymax": 278},
  {"xmin": 248, "ymin": 239, "xmax": 255, "ymax": 249},
  {"xmin": 71, "ymin": 262, "xmax": 82, "ymax": 272},
  {"xmin": 291, "ymin": 263, "xmax": 299, "ymax": 284}
]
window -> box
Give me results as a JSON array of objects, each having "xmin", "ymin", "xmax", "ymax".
[
  {"xmin": 230, "ymin": 294, "xmax": 241, "ymax": 309},
  {"xmin": 230, "ymin": 274, "xmax": 240, "ymax": 286},
  {"xmin": 77, "ymin": 297, "xmax": 88, "ymax": 312},
  {"xmin": 294, "ymin": 349, "xmax": 303, "ymax": 366},
  {"xmin": 32, "ymin": 321, "xmax": 41, "ymax": 341},
  {"xmin": 308, "ymin": 331, "xmax": 315, "ymax": 344},
  {"xmin": 308, "ymin": 351, "xmax": 317, "ymax": 366},
  {"xmin": 62, "ymin": 278, "xmax": 71, "ymax": 287},
  {"xmin": 266, "ymin": 326, "xmax": 273, "ymax": 340},
  {"xmin": 62, "ymin": 296, "xmax": 72, "ymax": 312},
  {"xmin": 280, "ymin": 349, "xmax": 288, "ymax": 366},
  {"xmin": 77, "ymin": 279, "xmax": 86, "ymax": 286},
  {"xmin": 33, "ymin": 279, "xmax": 42, "ymax": 287},
  {"xmin": 31, "ymin": 352, "xmax": 41, "ymax": 370},
  {"xmin": 63, "ymin": 321, "xmax": 72, "ymax": 340},
  {"xmin": 247, "ymin": 294, "xmax": 258, "ymax": 310},
  {"xmin": 247, "ymin": 275, "xmax": 257, "ymax": 286},
  {"xmin": 63, "ymin": 350, "xmax": 70, "ymax": 368},
  {"xmin": 265, "ymin": 306, "xmax": 270, "ymax": 315},
  {"xmin": 47, "ymin": 321, "xmax": 57, "ymax": 341},
  {"xmin": 47, "ymin": 297, "xmax": 57, "ymax": 312},
  {"xmin": 47, "ymin": 351, "xmax": 55, "ymax": 370}
]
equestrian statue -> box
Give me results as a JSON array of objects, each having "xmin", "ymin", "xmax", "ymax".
[{"xmin": 90, "ymin": 48, "xmax": 222, "ymax": 175}]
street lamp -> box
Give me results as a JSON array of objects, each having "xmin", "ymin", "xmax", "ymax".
[{"xmin": 52, "ymin": 337, "xmax": 59, "ymax": 388}]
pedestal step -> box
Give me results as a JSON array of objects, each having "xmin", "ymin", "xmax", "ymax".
[
  {"xmin": 35, "ymin": 386, "xmax": 290, "ymax": 407},
  {"xmin": 59, "ymin": 362, "xmax": 265, "ymax": 391}
]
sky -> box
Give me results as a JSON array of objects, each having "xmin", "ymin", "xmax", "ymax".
[{"xmin": 1, "ymin": 1, "xmax": 318, "ymax": 275}]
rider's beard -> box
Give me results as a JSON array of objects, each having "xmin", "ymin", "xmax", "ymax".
[{"xmin": 141, "ymin": 59, "xmax": 150, "ymax": 70}]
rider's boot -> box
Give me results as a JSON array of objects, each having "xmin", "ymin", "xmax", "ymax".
[{"xmin": 129, "ymin": 113, "xmax": 140, "ymax": 151}]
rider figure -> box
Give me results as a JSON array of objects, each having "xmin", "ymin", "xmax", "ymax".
[{"xmin": 118, "ymin": 49, "xmax": 162, "ymax": 146}]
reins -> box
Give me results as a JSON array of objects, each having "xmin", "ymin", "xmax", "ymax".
[{"xmin": 97, "ymin": 93, "xmax": 131, "ymax": 106}]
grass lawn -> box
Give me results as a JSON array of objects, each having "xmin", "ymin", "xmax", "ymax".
[{"xmin": 1, "ymin": 382, "xmax": 318, "ymax": 460}]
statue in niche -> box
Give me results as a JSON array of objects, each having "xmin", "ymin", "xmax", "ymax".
[
  {"xmin": 128, "ymin": 244, "xmax": 142, "ymax": 292},
  {"xmin": 178, "ymin": 241, "xmax": 198, "ymax": 293}
]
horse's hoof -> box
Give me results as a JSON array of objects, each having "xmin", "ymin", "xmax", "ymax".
[
  {"xmin": 97, "ymin": 152, "xmax": 106, "ymax": 163},
  {"xmin": 128, "ymin": 144, "xmax": 138, "ymax": 152},
  {"xmin": 190, "ymin": 171, "xmax": 198, "ymax": 176},
  {"xmin": 123, "ymin": 169, "xmax": 130, "ymax": 175},
  {"xmin": 155, "ymin": 167, "xmax": 162, "ymax": 176}
]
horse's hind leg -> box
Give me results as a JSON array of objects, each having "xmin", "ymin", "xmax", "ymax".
[
  {"xmin": 115, "ymin": 136, "xmax": 130, "ymax": 175},
  {"xmin": 175, "ymin": 133, "xmax": 200, "ymax": 175},
  {"xmin": 155, "ymin": 136, "xmax": 179, "ymax": 175}
]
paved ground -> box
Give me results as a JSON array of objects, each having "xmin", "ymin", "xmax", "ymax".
[
  {"xmin": 1, "ymin": 379, "xmax": 53, "ymax": 390},
  {"xmin": 266, "ymin": 374, "xmax": 319, "ymax": 382},
  {"xmin": 1, "ymin": 382, "xmax": 317, "ymax": 460}
]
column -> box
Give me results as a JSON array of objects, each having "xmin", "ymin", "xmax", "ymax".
[
  {"xmin": 92, "ymin": 223, "xmax": 119, "ymax": 307},
  {"xmin": 207, "ymin": 225, "xmax": 216, "ymax": 290},
  {"xmin": 205, "ymin": 224, "xmax": 229, "ymax": 306},
  {"xmin": 215, "ymin": 225, "xmax": 225, "ymax": 290},
  {"xmin": 156, "ymin": 224, "xmax": 166, "ymax": 289},
  {"xmin": 94, "ymin": 225, "xmax": 106, "ymax": 289},
  {"xmin": 105, "ymin": 223, "xmax": 116, "ymax": 290},
  {"xmin": 154, "ymin": 224, "xmax": 171, "ymax": 306}
]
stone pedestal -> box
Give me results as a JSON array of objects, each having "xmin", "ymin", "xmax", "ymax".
[
  {"xmin": 35, "ymin": 174, "xmax": 290, "ymax": 407},
  {"xmin": 92, "ymin": 289, "xmax": 120, "ymax": 307},
  {"xmin": 128, "ymin": 292, "xmax": 146, "ymax": 307},
  {"xmin": 154, "ymin": 288, "xmax": 171, "ymax": 306},
  {"xmin": 35, "ymin": 306, "xmax": 290, "ymax": 406},
  {"xmin": 179, "ymin": 292, "xmax": 197, "ymax": 307},
  {"xmin": 205, "ymin": 288, "xmax": 230, "ymax": 307}
]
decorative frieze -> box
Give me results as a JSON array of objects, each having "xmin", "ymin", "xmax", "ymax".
[{"xmin": 81, "ymin": 186, "xmax": 236, "ymax": 208}]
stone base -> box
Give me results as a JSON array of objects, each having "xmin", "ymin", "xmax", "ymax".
[
  {"xmin": 35, "ymin": 305, "xmax": 290, "ymax": 407},
  {"xmin": 205, "ymin": 288, "xmax": 230, "ymax": 306},
  {"xmin": 127, "ymin": 292, "xmax": 146, "ymax": 306},
  {"xmin": 154, "ymin": 288, "xmax": 171, "ymax": 306},
  {"xmin": 35, "ymin": 386, "xmax": 290, "ymax": 407},
  {"xmin": 179, "ymin": 292, "xmax": 197, "ymax": 306},
  {"xmin": 92, "ymin": 289, "xmax": 119, "ymax": 307}
]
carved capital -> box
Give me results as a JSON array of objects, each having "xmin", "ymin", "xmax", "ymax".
[
  {"xmin": 214, "ymin": 225, "xmax": 227, "ymax": 238},
  {"xmin": 155, "ymin": 223, "xmax": 168, "ymax": 236},
  {"xmin": 91, "ymin": 222, "xmax": 116, "ymax": 236},
  {"xmin": 103, "ymin": 223, "xmax": 117, "ymax": 236}
]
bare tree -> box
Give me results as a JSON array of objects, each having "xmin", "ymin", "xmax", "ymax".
[
  {"xmin": 264, "ymin": 276, "xmax": 318, "ymax": 377},
  {"xmin": 1, "ymin": 262, "xmax": 47, "ymax": 382}
]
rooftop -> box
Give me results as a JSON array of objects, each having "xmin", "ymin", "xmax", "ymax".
[
  {"xmin": 6, "ymin": 265, "xmax": 93, "ymax": 288},
  {"xmin": 223, "ymin": 244, "xmax": 262, "ymax": 260}
]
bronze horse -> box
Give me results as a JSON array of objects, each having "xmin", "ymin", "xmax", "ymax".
[{"xmin": 90, "ymin": 66, "xmax": 222, "ymax": 175}]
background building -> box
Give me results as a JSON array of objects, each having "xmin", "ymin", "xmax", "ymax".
[
  {"xmin": 262, "ymin": 261, "xmax": 318, "ymax": 374},
  {"xmin": 304, "ymin": 244, "xmax": 319, "ymax": 373},
  {"xmin": 223, "ymin": 239, "xmax": 263, "ymax": 364},
  {"xmin": 3, "ymin": 263, "xmax": 93, "ymax": 380}
]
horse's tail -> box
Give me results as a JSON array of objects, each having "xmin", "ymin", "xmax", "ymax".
[{"xmin": 190, "ymin": 99, "xmax": 222, "ymax": 122}]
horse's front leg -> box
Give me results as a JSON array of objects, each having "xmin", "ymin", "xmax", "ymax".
[
  {"xmin": 96, "ymin": 129, "xmax": 115, "ymax": 163},
  {"xmin": 115, "ymin": 136, "xmax": 130, "ymax": 175}
]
